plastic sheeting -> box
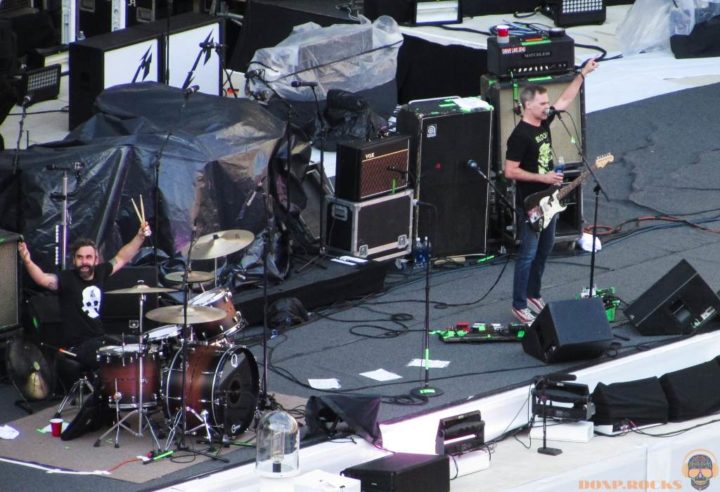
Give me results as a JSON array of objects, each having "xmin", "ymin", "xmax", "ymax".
[
  {"xmin": 246, "ymin": 15, "xmax": 403, "ymax": 104},
  {"xmin": 0, "ymin": 82, "xmax": 305, "ymax": 276},
  {"xmin": 617, "ymin": 0, "xmax": 720, "ymax": 55}
]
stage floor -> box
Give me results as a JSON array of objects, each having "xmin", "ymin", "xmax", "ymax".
[{"xmin": 1, "ymin": 4, "xmax": 720, "ymax": 491}]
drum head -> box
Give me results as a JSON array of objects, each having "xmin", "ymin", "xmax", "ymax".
[
  {"xmin": 216, "ymin": 346, "xmax": 259, "ymax": 436},
  {"xmin": 190, "ymin": 288, "xmax": 228, "ymax": 306}
]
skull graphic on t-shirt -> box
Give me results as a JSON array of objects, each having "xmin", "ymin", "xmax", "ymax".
[{"xmin": 81, "ymin": 286, "xmax": 102, "ymax": 319}]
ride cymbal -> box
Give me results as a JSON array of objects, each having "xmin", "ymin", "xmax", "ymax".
[{"xmin": 188, "ymin": 229, "xmax": 254, "ymax": 260}]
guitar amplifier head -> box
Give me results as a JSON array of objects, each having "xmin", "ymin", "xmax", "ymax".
[{"xmin": 335, "ymin": 135, "xmax": 410, "ymax": 201}]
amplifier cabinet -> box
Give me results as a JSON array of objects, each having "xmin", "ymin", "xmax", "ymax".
[
  {"xmin": 335, "ymin": 135, "xmax": 410, "ymax": 201},
  {"xmin": 325, "ymin": 190, "xmax": 412, "ymax": 261},
  {"xmin": 0, "ymin": 229, "xmax": 20, "ymax": 336}
]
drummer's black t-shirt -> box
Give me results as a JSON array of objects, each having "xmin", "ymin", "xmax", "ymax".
[{"xmin": 58, "ymin": 262, "xmax": 113, "ymax": 348}]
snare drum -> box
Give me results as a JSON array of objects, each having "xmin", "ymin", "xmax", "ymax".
[
  {"xmin": 145, "ymin": 324, "xmax": 181, "ymax": 357},
  {"xmin": 163, "ymin": 344, "xmax": 259, "ymax": 436},
  {"xmin": 97, "ymin": 344, "xmax": 159, "ymax": 409},
  {"xmin": 189, "ymin": 288, "xmax": 242, "ymax": 342}
]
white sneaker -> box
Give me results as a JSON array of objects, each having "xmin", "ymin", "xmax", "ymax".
[
  {"xmin": 512, "ymin": 307, "xmax": 536, "ymax": 324},
  {"xmin": 527, "ymin": 297, "xmax": 546, "ymax": 315}
]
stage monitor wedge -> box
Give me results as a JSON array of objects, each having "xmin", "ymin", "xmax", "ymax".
[
  {"xmin": 625, "ymin": 259, "xmax": 720, "ymax": 335},
  {"xmin": 522, "ymin": 298, "xmax": 613, "ymax": 363}
]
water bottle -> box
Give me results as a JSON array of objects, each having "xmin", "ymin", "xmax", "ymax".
[
  {"xmin": 413, "ymin": 237, "xmax": 426, "ymax": 269},
  {"xmin": 555, "ymin": 156, "xmax": 565, "ymax": 175}
]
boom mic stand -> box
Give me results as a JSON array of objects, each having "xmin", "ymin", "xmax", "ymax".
[
  {"xmin": 553, "ymin": 113, "xmax": 608, "ymax": 296},
  {"xmin": 13, "ymin": 96, "xmax": 31, "ymax": 232}
]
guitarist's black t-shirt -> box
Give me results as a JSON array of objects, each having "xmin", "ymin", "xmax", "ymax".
[{"xmin": 505, "ymin": 117, "xmax": 556, "ymax": 204}]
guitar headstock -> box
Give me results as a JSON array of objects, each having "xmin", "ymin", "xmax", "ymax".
[{"xmin": 595, "ymin": 153, "xmax": 614, "ymax": 168}]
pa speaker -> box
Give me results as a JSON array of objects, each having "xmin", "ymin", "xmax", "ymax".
[
  {"xmin": 625, "ymin": 259, "xmax": 720, "ymax": 336},
  {"xmin": 0, "ymin": 229, "xmax": 20, "ymax": 336},
  {"xmin": 522, "ymin": 298, "xmax": 613, "ymax": 363},
  {"xmin": 660, "ymin": 360, "xmax": 720, "ymax": 421}
]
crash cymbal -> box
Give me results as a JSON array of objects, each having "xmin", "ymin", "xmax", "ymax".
[
  {"xmin": 107, "ymin": 283, "xmax": 178, "ymax": 295},
  {"xmin": 165, "ymin": 270, "xmax": 215, "ymax": 284},
  {"xmin": 189, "ymin": 229, "xmax": 254, "ymax": 260},
  {"xmin": 145, "ymin": 305, "xmax": 227, "ymax": 325}
]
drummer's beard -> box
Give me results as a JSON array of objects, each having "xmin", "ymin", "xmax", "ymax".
[{"xmin": 77, "ymin": 264, "xmax": 95, "ymax": 280}]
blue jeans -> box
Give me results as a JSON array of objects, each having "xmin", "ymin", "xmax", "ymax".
[{"xmin": 512, "ymin": 208, "xmax": 557, "ymax": 310}]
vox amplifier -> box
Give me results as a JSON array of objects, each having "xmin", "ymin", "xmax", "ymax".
[{"xmin": 335, "ymin": 135, "xmax": 410, "ymax": 201}]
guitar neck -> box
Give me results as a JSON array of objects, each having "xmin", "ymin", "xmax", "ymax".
[{"xmin": 557, "ymin": 164, "xmax": 596, "ymax": 201}]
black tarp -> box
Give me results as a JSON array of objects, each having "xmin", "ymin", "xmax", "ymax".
[{"xmin": 0, "ymin": 82, "xmax": 311, "ymax": 276}]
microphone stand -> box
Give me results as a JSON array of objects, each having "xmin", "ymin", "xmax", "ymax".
[
  {"xmin": 12, "ymin": 97, "xmax": 30, "ymax": 232},
  {"xmin": 410, "ymin": 202, "xmax": 442, "ymax": 399},
  {"xmin": 534, "ymin": 377, "xmax": 562, "ymax": 456},
  {"xmin": 553, "ymin": 113, "xmax": 608, "ymax": 296},
  {"xmin": 296, "ymin": 82, "xmax": 333, "ymax": 273}
]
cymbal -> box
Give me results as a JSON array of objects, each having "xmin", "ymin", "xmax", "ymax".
[
  {"xmin": 145, "ymin": 305, "xmax": 227, "ymax": 325},
  {"xmin": 189, "ymin": 229, "xmax": 254, "ymax": 260},
  {"xmin": 106, "ymin": 284, "xmax": 178, "ymax": 295},
  {"xmin": 165, "ymin": 270, "xmax": 215, "ymax": 284}
]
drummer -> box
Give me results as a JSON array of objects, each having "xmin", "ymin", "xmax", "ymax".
[{"xmin": 18, "ymin": 221, "xmax": 151, "ymax": 369}]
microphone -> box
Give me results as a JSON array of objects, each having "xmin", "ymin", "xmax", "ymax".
[
  {"xmin": 536, "ymin": 372, "xmax": 577, "ymax": 384},
  {"xmin": 545, "ymin": 106, "xmax": 565, "ymax": 118},
  {"xmin": 246, "ymin": 69, "xmax": 263, "ymax": 80},
  {"xmin": 291, "ymin": 80, "xmax": 318, "ymax": 88},
  {"xmin": 183, "ymin": 85, "xmax": 200, "ymax": 96},
  {"xmin": 386, "ymin": 166, "xmax": 408, "ymax": 176},
  {"xmin": 21, "ymin": 94, "xmax": 32, "ymax": 108},
  {"xmin": 467, "ymin": 160, "xmax": 489, "ymax": 181},
  {"xmin": 46, "ymin": 163, "xmax": 82, "ymax": 172}
]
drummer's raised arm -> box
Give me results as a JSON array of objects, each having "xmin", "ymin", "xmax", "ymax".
[
  {"xmin": 18, "ymin": 241, "xmax": 59, "ymax": 290},
  {"xmin": 111, "ymin": 221, "xmax": 151, "ymax": 275}
]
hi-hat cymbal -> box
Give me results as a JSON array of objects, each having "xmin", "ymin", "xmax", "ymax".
[
  {"xmin": 189, "ymin": 229, "xmax": 254, "ymax": 260},
  {"xmin": 107, "ymin": 284, "xmax": 178, "ymax": 295},
  {"xmin": 165, "ymin": 270, "xmax": 215, "ymax": 284},
  {"xmin": 145, "ymin": 305, "xmax": 227, "ymax": 325}
]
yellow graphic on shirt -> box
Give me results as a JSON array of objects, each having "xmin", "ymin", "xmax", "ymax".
[{"xmin": 538, "ymin": 141, "xmax": 553, "ymax": 174}]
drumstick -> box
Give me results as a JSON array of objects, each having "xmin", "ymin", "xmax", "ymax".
[
  {"xmin": 139, "ymin": 194, "xmax": 146, "ymax": 223},
  {"xmin": 131, "ymin": 197, "xmax": 143, "ymax": 224}
]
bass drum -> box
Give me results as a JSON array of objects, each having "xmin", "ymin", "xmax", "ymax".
[{"xmin": 163, "ymin": 345, "xmax": 259, "ymax": 436}]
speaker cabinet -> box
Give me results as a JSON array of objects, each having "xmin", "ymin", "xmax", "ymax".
[
  {"xmin": 625, "ymin": 259, "xmax": 720, "ymax": 336},
  {"xmin": 396, "ymin": 102, "xmax": 492, "ymax": 257},
  {"xmin": 522, "ymin": 297, "xmax": 613, "ymax": 363},
  {"xmin": 335, "ymin": 135, "xmax": 410, "ymax": 201},
  {"xmin": 480, "ymin": 72, "xmax": 586, "ymax": 172},
  {"xmin": 0, "ymin": 229, "xmax": 20, "ymax": 336},
  {"xmin": 69, "ymin": 27, "xmax": 161, "ymax": 128},
  {"xmin": 69, "ymin": 13, "xmax": 222, "ymax": 129},
  {"xmin": 660, "ymin": 360, "xmax": 720, "ymax": 421}
]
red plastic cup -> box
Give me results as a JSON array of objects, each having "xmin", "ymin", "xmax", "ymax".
[
  {"xmin": 50, "ymin": 418, "xmax": 63, "ymax": 437},
  {"xmin": 496, "ymin": 24, "xmax": 510, "ymax": 44}
]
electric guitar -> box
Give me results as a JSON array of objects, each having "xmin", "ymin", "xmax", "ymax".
[{"xmin": 524, "ymin": 153, "xmax": 614, "ymax": 233}]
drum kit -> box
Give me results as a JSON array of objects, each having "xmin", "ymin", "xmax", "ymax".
[{"xmin": 91, "ymin": 229, "xmax": 259, "ymax": 452}]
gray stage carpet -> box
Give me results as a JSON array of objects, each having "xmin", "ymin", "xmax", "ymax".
[{"xmin": 1, "ymin": 82, "xmax": 720, "ymax": 490}]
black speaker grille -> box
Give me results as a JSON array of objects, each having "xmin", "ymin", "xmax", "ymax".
[{"xmin": 0, "ymin": 232, "xmax": 19, "ymax": 330}]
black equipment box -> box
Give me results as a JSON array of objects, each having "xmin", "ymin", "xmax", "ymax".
[
  {"xmin": 487, "ymin": 33, "xmax": 575, "ymax": 78},
  {"xmin": 541, "ymin": 0, "xmax": 606, "ymax": 28},
  {"xmin": 342, "ymin": 453, "xmax": 449, "ymax": 492},
  {"xmin": 335, "ymin": 135, "xmax": 410, "ymax": 201},
  {"xmin": 435, "ymin": 410, "xmax": 485, "ymax": 456},
  {"xmin": 325, "ymin": 190, "xmax": 412, "ymax": 261}
]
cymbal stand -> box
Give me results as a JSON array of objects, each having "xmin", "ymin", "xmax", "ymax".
[
  {"xmin": 94, "ymin": 288, "xmax": 161, "ymax": 449},
  {"xmin": 47, "ymin": 163, "xmax": 83, "ymax": 269},
  {"xmin": 162, "ymin": 230, "xmax": 225, "ymax": 460}
]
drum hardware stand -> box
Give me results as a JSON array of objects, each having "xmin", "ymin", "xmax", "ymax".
[
  {"xmin": 54, "ymin": 373, "xmax": 94, "ymax": 418},
  {"xmin": 161, "ymin": 229, "xmax": 226, "ymax": 462},
  {"xmin": 95, "ymin": 286, "xmax": 160, "ymax": 450},
  {"xmin": 47, "ymin": 162, "xmax": 83, "ymax": 269},
  {"xmin": 12, "ymin": 96, "xmax": 30, "ymax": 231}
]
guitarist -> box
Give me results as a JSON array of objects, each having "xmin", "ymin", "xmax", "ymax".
[{"xmin": 505, "ymin": 59, "xmax": 599, "ymax": 324}]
